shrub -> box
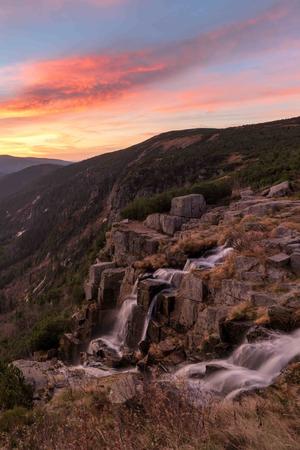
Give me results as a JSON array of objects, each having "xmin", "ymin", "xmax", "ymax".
[
  {"xmin": 0, "ymin": 407, "xmax": 34, "ymax": 432},
  {"xmin": 0, "ymin": 361, "xmax": 33, "ymax": 410},
  {"xmin": 29, "ymin": 316, "xmax": 70, "ymax": 352},
  {"xmin": 121, "ymin": 180, "xmax": 232, "ymax": 221}
]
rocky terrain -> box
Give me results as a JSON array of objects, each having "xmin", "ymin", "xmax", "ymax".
[
  {"xmin": 0, "ymin": 118, "xmax": 300, "ymax": 449},
  {"xmin": 11, "ymin": 181, "xmax": 300, "ymax": 402}
]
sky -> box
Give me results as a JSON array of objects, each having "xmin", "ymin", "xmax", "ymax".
[{"xmin": 0, "ymin": 0, "xmax": 299, "ymax": 161}]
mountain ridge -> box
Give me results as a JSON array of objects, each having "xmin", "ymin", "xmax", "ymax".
[{"xmin": 0, "ymin": 155, "xmax": 71, "ymax": 175}]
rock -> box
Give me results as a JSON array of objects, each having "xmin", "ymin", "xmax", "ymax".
[
  {"xmin": 290, "ymin": 253, "xmax": 300, "ymax": 276},
  {"xmin": 156, "ymin": 290, "xmax": 176, "ymax": 324},
  {"xmin": 137, "ymin": 278, "xmax": 169, "ymax": 311},
  {"xmin": 84, "ymin": 262, "xmax": 115, "ymax": 301},
  {"xmin": 144, "ymin": 213, "xmax": 162, "ymax": 232},
  {"xmin": 126, "ymin": 305, "xmax": 145, "ymax": 348},
  {"xmin": 235, "ymin": 256, "xmax": 259, "ymax": 273},
  {"xmin": 178, "ymin": 272, "xmax": 204, "ymax": 302},
  {"xmin": 171, "ymin": 298, "xmax": 199, "ymax": 330},
  {"xmin": 268, "ymin": 253, "xmax": 290, "ymax": 267},
  {"xmin": 170, "ymin": 194, "xmax": 206, "ymax": 218},
  {"xmin": 59, "ymin": 333, "xmax": 81, "ymax": 363},
  {"xmin": 219, "ymin": 319, "xmax": 253, "ymax": 345},
  {"xmin": 160, "ymin": 214, "xmax": 185, "ymax": 235},
  {"xmin": 268, "ymin": 306, "xmax": 294, "ymax": 331},
  {"xmin": 267, "ymin": 181, "xmax": 291, "ymax": 198},
  {"xmin": 216, "ymin": 280, "xmax": 253, "ymax": 306},
  {"xmin": 240, "ymin": 188, "xmax": 254, "ymax": 199},
  {"xmin": 98, "ymin": 268, "xmax": 126, "ymax": 309},
  {"xmin": 108, "ymin": 373, "xmax": 143, "ymax": 404},
  {"xmin": 144, "ymin": 213, "xmax": 186, "ymax": 236},
  {"xmin": 111, "ymin": 221, "xmax": 169, "ymax": 266},
  {"xmin": 250, "ymin": 292, "xmax": 277, "ymax": 307}
]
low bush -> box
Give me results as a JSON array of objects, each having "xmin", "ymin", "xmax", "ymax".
[
  {"xmin": 29, "ymin": 316, "xmax": 70, "ymax": 352},
  {"xmin": 121, "ymin": 180, "xmax": 232, "ymax": 221},
  {"xmin": 0, "ymin": 361, "xmax": 33, "ymax": 410}
]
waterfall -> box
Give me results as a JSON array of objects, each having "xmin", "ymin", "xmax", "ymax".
[
  {"xmin": 153, "ymin": 268, "xmax": 186, "ymax": 288},
  {"xmin": 140, "ymin": 246, "xmax": 232, "ymax": 343},
  {"xmin": 183, "ymin": 245, "xmax": 233, "ymax": 271},
  {"xmin": 140, "ymin": 293, "xmax": 161, "ymax": 343},
  {"xmin": 88, "ymin": 279, "xmax": 139, "ymax": 356},
  {"xmin": 174, "ymin": 329, "xmax": 300, "ymax": 400}
]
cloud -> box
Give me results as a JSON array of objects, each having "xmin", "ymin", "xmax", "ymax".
[{"xmin": 0, "ymin": 0, "xmax": 299, "ymax": 119}]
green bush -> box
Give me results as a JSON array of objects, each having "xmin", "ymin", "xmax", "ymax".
[
  {"xmin": 29, "ymin": 316, "xmax": 70, "ymax": 352},
  {"xmin": 0, "ymin": 361, "xmax": 33, "ymax": 410},
  {"xmin": 121, "ymin": 180, "xmax": 232, "ymax": 221}
]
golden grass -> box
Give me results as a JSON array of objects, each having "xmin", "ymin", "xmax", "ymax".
[{"xmin": 2, "ymin": 377, "xmax": 300, "ymax": 450}]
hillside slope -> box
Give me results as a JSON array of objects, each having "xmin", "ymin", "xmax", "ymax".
[
  {"xmin": 0, "ymin": 116, "xmax": 299, "ymax": 359},
  {"xmin": 0, "ymin": 164, "xmax": 63, "ymax": 202}
]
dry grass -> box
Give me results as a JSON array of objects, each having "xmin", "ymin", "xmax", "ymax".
[
  {"xmin": 1, "ymin": 379, "xmax": 300, "ymax": 450},
  {"xmin": 134, "ymin": 253, "xmax": 168, "ymax": 271}
]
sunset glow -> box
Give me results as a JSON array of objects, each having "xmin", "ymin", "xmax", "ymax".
[{"xmin": 0, "ymin": 0, "xmax": 299, "ymax": 160}]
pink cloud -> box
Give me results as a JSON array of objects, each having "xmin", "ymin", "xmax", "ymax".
[{"xmin": 0, "ymin": 1, "xmax": 299, "ymax": 119}]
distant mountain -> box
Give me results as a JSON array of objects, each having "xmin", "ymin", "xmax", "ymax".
[
  {"xmin": 0, "ymin": 155, "xmax": 70, "ymax": 175},
  {"xmin": 0, "ymin": 164, "xmax": 63, "ymax": 202}
]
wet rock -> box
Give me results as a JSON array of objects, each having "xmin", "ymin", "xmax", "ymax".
[
  {"xmin": 156, "ymin": 290, "xmax": 176, "ymax": 324},
  {"xmin": 98, "ymin": 268, "xmax": 126, "ymax": 309},
  {"xmin": 219, "ymin": 318, "xmax": 253, "ymax": 345},
  {"xmin": 137, "ymin": 278, "xmax": 169, "ymax": 311},
  {"xmin": 290, "ymin": 253, "xmax": 300, "ymax": 276},
  {"xmin": 267, "ymin": 181, "xmax": 291, "ymax": 198},
  {"xmin": 126, "ymin": 305, "xmax": 145, "ymax": 348},
  {"xmin": 170, "ymin": 194, "xmax": 206, "ymax": 218},
  {"xmin": 268, "ymin": 306, "xmax": 293, "ymax": 331},
  {"xmin": 268, "ymin": 253, "xmax": 290, "ymax": 267}
]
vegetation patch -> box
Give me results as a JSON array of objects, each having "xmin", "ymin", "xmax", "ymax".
[{"xmin": 121, "ymin": 180, "xmax": 232, "ymax": 221}]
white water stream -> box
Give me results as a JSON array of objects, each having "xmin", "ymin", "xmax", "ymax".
[
  {"xmin": 88, "ymin": 280, "xmax": 139, "ymax": 356},
  {"xmin": 174, "ymin": 329, "xmax": 300, "ymax": 400}
]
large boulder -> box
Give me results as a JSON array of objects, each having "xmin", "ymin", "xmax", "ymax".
[
  {"xmin": 267, "ymin": 181, "xmax": 291, "ymax": 198},
  {"xmin": 170, "ymin": 194, "xmax": 206, "ymax": 218},
  {"xmin": 98, "ymin": 268, "xmax": 126, "ymax": 309}
]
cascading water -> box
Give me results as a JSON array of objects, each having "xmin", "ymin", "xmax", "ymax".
[
  {"xmin": 140, "ymin": 245, "xmax": 233, "ymax": 343},
  {"xmin": 174, "ymin": 329, "xmax": 300, "ymax": 400},
  {"xmin": 183, "ymin": 245, "xmax": 233, "ymax": 271},
  {"xmin": 88, "ymin": 279, "xmax": 139, "ymax": 356}
]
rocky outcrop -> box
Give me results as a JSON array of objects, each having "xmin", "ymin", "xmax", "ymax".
[
  {"xmin": 111, "ymin": 221, "xmax": 169, "ymax": 266},
  {"xmin": 170, "ymin": 194, "xmax": 206, "ymax": 218},
  {"xmin": 98, "ymin": 268, "xmax": 126, "ymax": 309},
  {"xmin": 145, "ymin": 213, "xmax": 185, "ymax": 236},
  {"xmin": 84, "ymin": 262, "xmax": 115, "ymax": 301},
  {"xmin": 267, "ymin": 181, "xmax": 291, "ymax": 198}
]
